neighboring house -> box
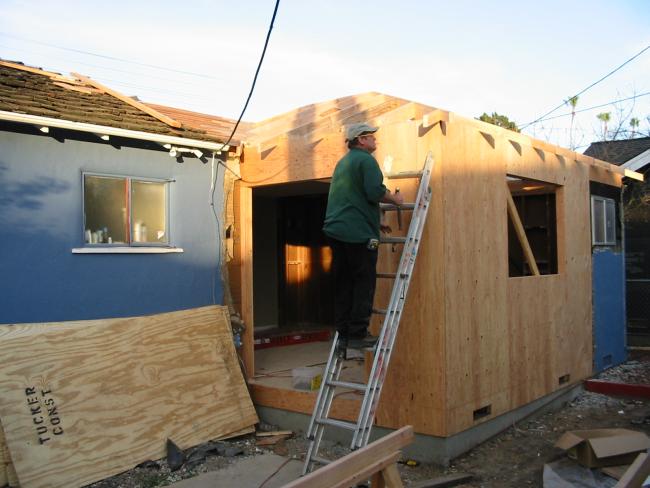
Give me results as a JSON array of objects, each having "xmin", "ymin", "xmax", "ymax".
[
  {"xmin": 0, "ymin": 60, "xmax": 242, "ymax": 324},
  {"xmin": 585, "ymin": 137, "xmax": 650, "ymax": 345}
]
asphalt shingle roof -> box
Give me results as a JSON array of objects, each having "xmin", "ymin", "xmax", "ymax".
[
  {"xmin": 583, "ymin": 137, "xmax": 650, "ymax": 165},
  {"xmin": 0, "ymin": 60, "xmax": 226, "ymax": 144}
]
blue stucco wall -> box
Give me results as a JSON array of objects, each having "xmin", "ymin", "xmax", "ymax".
[
  {"xmin": 0, "ymin": 130, "xmax": 223, "ymax": 323},
  {"xmin": 592, "ymin": 248, "xmax": 627, "ymax": 372}
]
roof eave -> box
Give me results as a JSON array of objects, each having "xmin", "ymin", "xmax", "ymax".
[{"xmin": 0, "ymin": 110, "xmax": 231, "ymax": 153}]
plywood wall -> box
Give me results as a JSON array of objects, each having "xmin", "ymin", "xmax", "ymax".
[
  {"xmin": 438, "ymin": 116, "xmax": 599, "ymax": 435},
  {"xmin": 237, "ymin": 102, "xmax": 625, "ymax": 439}
]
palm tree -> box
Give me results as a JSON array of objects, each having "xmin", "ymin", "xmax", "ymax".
[
  {"xmin": 630, "ymin": 117, "xmax": 640, "ymax": 137},
  {"xmin": 566, "ymin": 96, "xmax": 579, "ymax": 149},
  {"xmin": 597, "ymin": 112, "xmax": 611, "ymax": 140}
]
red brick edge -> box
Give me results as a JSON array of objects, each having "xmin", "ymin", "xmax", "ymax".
[{"xmin": 584, "ymin": 379, "xmax": 650, "ymax": 399}]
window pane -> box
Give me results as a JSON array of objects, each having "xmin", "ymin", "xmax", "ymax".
[
  {"xmin": 131, "ymin": 180, "xmax": 168, "ymax": 244},
  {"xmin": 605, "ymin": 199, "xmax": 616, "ymax": 244},
  {"xmin": 592, "ymin": 198, "xmax": 605, "ymax": 244},
  {"xmin": 84, "ymin": 175, "xmax": 127, "ymax": 244}
]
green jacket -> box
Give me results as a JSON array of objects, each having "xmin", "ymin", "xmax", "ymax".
[{"xmin": 323, "ymin": 148, "xmax": 387, "ymax": 243}]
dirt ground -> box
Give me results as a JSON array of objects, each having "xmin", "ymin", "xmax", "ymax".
[{"xmin": 89, "ymin": 350, "xmax": 650, "ymax": 488}]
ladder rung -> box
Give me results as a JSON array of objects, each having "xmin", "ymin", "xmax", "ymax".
[
  {"xmin": 316, "ymin": 418, "xmax": 357, "ymax": 431},
  {"xmin": 380, "ymin": 236, "xmax": 407, "ymax": 244},
  {"xmin": 379, "ymin": 203, "xmax": 415, "ymax": 211},
  {"xmin": 377, "ymin": 272, "xmax": 409, "ymax": 279},
  {"xmin": 385, "ymin": 171, "xmax": 423, "ymax": 179},
  {"xmin": 311, "ymin": 456, "xmax": 332, "ymax": 465},
  {"xmin": 376, "ymin": 272, "xmax": 396, "ymax": 279},
  {"xmin": 328, "ymin": 380, "xmax": 368, "ymax": 391}
]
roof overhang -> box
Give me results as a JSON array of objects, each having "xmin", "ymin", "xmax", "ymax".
[
  {"xmin": 621, "ymin": 148, "xmax": 650, "ymax": 173},
  {"xmin": 0, "ymin": 110, "xmax": 230, "ymax": 153}
]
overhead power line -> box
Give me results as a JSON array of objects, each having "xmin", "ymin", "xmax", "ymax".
[
  {"xmin": 521, "ymin": 44, "xmax": 650, "ymax": 130},
  {"xmin": 0, "ymin": 31, "xmax": 221, "ymax": 80},
  {"xmin": 529, "ymin": 91, "xmax": 650, "ymax": 124}
]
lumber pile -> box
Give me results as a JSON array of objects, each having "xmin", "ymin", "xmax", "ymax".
[{"xmin": 0, "ymin": 305, "xmax": 257, "ymax": 488}]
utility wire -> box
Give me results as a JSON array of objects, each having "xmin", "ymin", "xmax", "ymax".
[
  {"xmin": 216, "ymin": 0, "xmax": 280, "ymax": 152},
  {"xmin": 521, "ymin": 44, "xmax": 650, "ymax": 130},
  {"xmin": 0, "ymin": 31, "xmax": 221, "ymax": 80},
  {"xmin": 208, "ymin": 0, "xmax": 280, "ymax": 309},
  {"xmin": 527, "ymin": 91, "xmax": 650, "ymax": 124}
]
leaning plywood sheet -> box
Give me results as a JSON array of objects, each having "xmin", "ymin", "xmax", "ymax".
[{"xmin": 0, "ymin": 305, "xmax": 258, "ymax": 488}]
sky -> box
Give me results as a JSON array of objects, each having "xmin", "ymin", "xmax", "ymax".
[{"xmin": 1, "ymin": 0, "xmax": 649, "ymax": 150}]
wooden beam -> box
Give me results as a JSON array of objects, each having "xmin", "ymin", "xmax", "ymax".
[
  {"xmin": 0, "ymin": 59, "xmax": 62, "ymax": 78},
  {"xmin": 72, "ymin": 73, "xmax": 183, "ymax": 129},
  {"xmin": 283, "ymin": 426, "xmax": 413, "ymax": 488},
  {"xmin": 0, "ymin": 420, "xmax": 7, "ymax": 487},
  {"xmin": 422, "ymin": 109, "xmax": 450, "ymax": 129},
  {"xmin": 506, "ymin": 186, "xmax": 540, "ymax": 276},
  {"xmin": 239, "ymin": 185, "xmax": 255, "ymax": 378},
  {"xmin": 249, "ymin": 382, "xmax": 361, "ymax": 421},
  {"xmin": 615, "ymin": 453, "xmax": 650, "ymax": 488}
]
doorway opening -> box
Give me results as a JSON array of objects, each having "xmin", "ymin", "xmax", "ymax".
[{"xmin": 251, "ymin": 180, "xmax": 368, "ymax": 392}]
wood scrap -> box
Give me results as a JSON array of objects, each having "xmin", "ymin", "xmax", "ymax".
[
  {"xmin": 256, "ymin": 435, "xmax": 291, "ymax": 447},
  {"xmin": 0, "ymin": 305, "xmax": 257, "ymax": 488},
  {"xmin": 615, "ymin": 453, "xmax": 650, "ymax": 488},
  {"xmin": 409, "ymin": 473, "xmax": 474, "ymax": 488},
  {"xmin": 283, "ymin": 425, "xmax": 414, "ymax": 488},
  {"xmin": 0, "ymin": 419, "xmax": 7, "ymax": 486},
  {"xmin": 256, "ymin": 430, "xmax": 293, "ymax": 437}
]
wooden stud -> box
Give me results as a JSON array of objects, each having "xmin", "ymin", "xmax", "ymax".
[
  {"xmin": 0, "ymin": 420, "xmax": 8, "ymax": 487},
  {"xmin": 615, "ymin": 453, "xmax": 650, "ymax": 488},
  {"xmin": 283, "ymin": 426, "xmax": 413, "ymax": 488},
  {"xmin": 72, "ymin": 73, "xmax": 183, "ymax": 128},
  {"xmin": 506, "ymin": 186, "xmax": 540, "ymax": 276}
]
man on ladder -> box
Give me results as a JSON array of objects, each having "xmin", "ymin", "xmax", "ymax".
[{"xmin": 323, "ymin": 122, "xmax": 403, "ymax": 355}]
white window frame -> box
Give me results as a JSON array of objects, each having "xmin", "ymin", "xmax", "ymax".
[
  {"xmin": 75, "ymin": 172, "xmax": 180, "ymax": 254},
  {"xmin": 590, "ymin": 195, "xmax": 616, "ymax": 246}
]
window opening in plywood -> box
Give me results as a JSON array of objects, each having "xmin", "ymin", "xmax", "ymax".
[{"xmin": 507, "ymin": 176, "xmax": 559, "ymax": 277}]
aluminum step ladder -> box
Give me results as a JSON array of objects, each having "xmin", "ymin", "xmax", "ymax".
[{"xmin": 302, "ymin": 151, "xmax": 435, "ymax": 474}]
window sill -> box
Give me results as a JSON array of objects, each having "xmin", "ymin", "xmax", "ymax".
[{"xmin": 72, "ymin": 247, "xmax": 183, "ymax": 254}]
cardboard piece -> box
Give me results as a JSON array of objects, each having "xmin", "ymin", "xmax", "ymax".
[{"xmin": 555, "ymin": 429, "xmax": 650, "ymax": 468}]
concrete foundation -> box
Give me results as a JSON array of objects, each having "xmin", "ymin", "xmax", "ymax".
[{"xmin": 255, "ymin": 383, "xmax": 583, "ymax": 465}]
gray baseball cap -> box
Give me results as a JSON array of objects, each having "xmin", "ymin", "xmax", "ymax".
[{"xmin": 345, "ymin": 123, "xmax": 378, "ymax": 142}]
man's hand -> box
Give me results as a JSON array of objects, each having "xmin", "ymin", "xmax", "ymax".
[{"xmin": 380, "ymin": 188, "xmax": 404, "ymax": 206}]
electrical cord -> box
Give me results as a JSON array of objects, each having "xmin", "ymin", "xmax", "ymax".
[{"xmin": 209, "ymin": 0, "xmax": 281, "ymax": 308}]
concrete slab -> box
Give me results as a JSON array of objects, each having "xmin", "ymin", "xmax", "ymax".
[
  {"xmin": 256, "ymin": 383, "xmax": 584, "ymax": 466},
  {"xmin": 167, "ymin": 454, "xmax": 302, "ymax": 488}
]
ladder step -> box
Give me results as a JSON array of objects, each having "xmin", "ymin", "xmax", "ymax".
[
  {"xmin": 311, "ymin": 455, "xmax": 332, "ymax": 466},
  {"xmin": 385, "ymin": 171, "xmax": 423, "ymax": 179},
  {"xmin": 316, "ymin": 418, "xmax": 357, "ymax": 431},
  {"xmin": 379, "ymin": 203, "xmax": 415, "ymax": 211},
  {"xmin": 376, "ymin": 272, "xmax": 396, "ymax": 279},
  {"xmin": 380, "ymin": 236, "xmax": 408, "ymax": 244},
  {"xmin": 377, "ymin": 272, "xmax": 409, "ymax": 279},
  {"xmin": 327, "ymin": 380, "xmax": 368, "ymax": 391}
]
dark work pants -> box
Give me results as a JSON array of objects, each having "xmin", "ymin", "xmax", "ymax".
[{"xmin": 329, "ymin": 237, "xmax": 378, "ymax": 340}]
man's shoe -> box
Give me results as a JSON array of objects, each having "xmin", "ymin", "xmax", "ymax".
[{"xmin": 347, "ymin": 335, "xmax": 378, "ymax": 350}]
